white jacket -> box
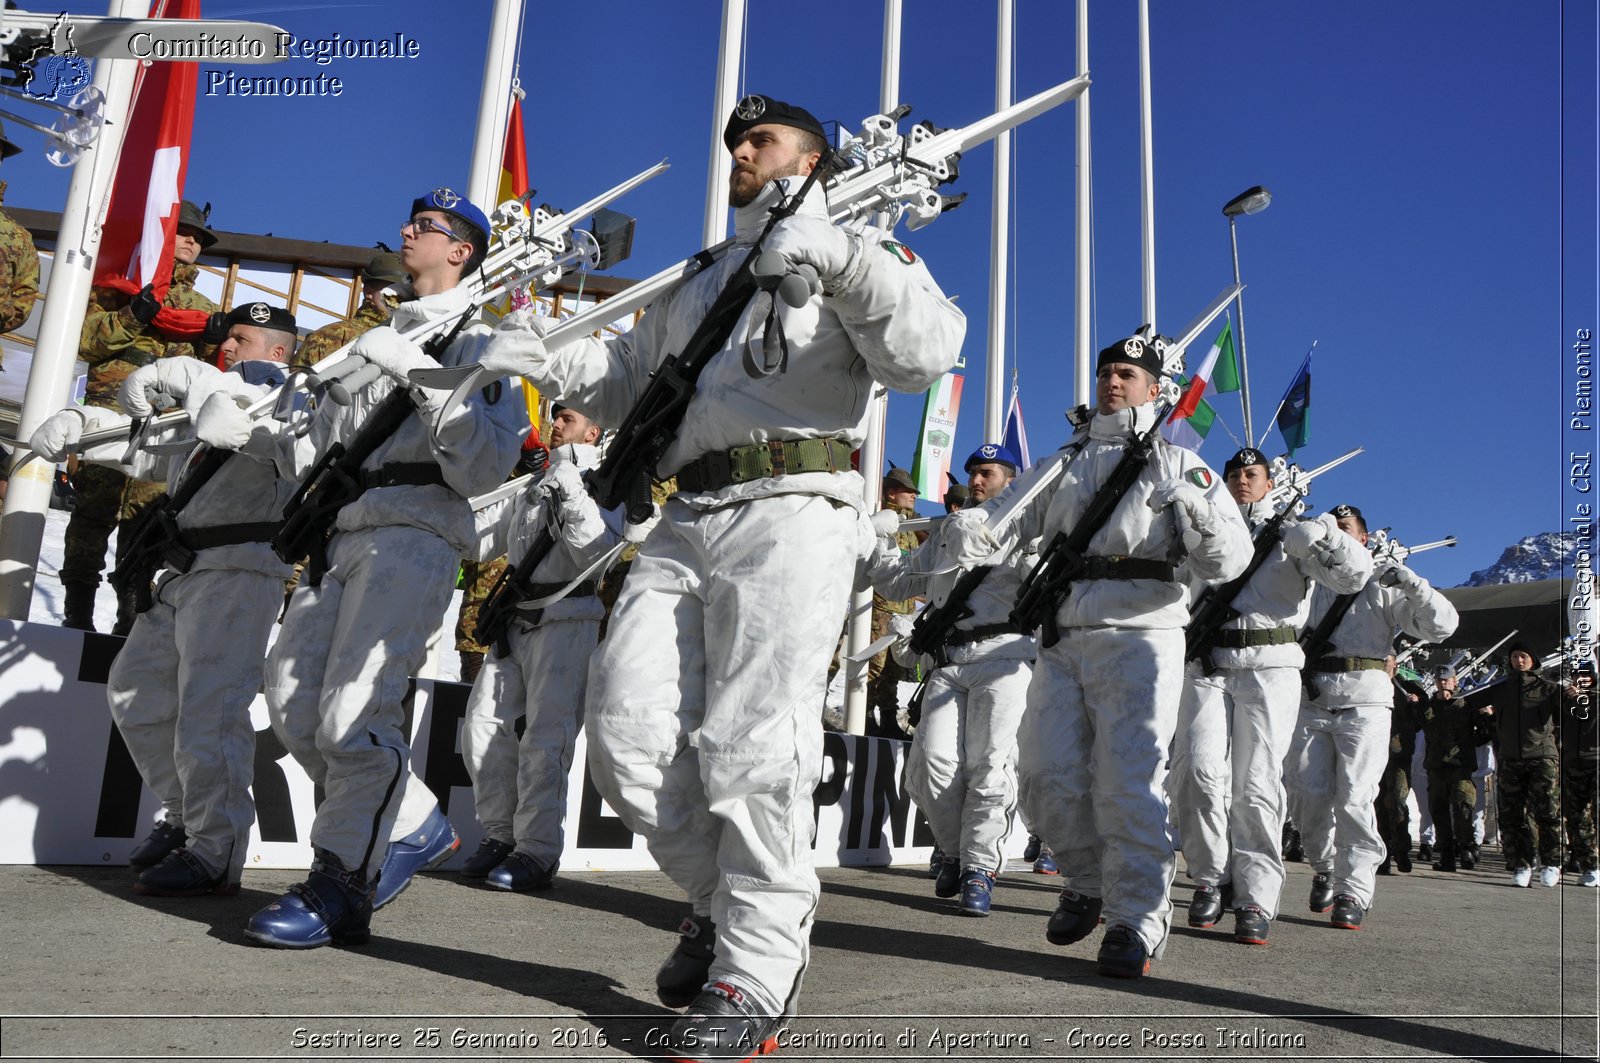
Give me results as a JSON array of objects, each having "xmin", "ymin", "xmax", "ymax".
[
  {"xmin": 471, "ymin": 443, "xmax": 623, "ymax": 624},
  {"xmin": 283, "ymin": 285, "xmax": 529, "ymax": 554},
  {"xmin": 1302, "ymin": 568, "xmax": 1459, "ymax": 708},
  {"xmin": 478, "ymin": 175, "xmax": 965, "ymax": 513},
  {"xmin": 984, "ymin": 404, "xmax": 1252, "ymax": 631},
  {"xmin": 1200, "ymin": 505, "xmax": 1375, "ymax": 670}
]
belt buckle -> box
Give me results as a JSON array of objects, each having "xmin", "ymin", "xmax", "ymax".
[{"xmin": 768, "ymin": 439, "xmax": 787, "ymax": 477}]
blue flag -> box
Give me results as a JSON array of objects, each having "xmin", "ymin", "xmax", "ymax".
[{"xmin": 1275, "ymin": 352, "xmax": 1311, "ymax": 456}]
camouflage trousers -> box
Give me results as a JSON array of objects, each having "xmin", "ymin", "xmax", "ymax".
[
  {"xmin": 1498, "ymin": 757, "xmax": 1563, "ymax": 871},
  {"xmin": 455, "ymin": 556, "xmax": 509, "ymax": 654},
  {"xmin": 1565, "ymin": 760, "xmax": 1598, "ymax": 871},
  {"xmin": 1425, "ymin": 767, "xmax": 1476, "ymax": 859},
  {"xmin": 868, "ymin": 607, "xmax": 909, "ymax": 720},
  {"xmin": 60, "ymin": 463, "xmax": 164, "ymax": 588},
  {"xmin": 1375, "ymin": 760, "xmax": 1412, "ymax": 859}
]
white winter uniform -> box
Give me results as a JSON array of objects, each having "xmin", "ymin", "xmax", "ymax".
[
  {"xmin": 459, "ymin": 443, "xmax": 621, "ymax": 863},
  {"xmin": 477, "ymin": 175, "xmax": 963, "ymax": 1014},
  {"xmin": 1170, "ymin": 505, "xmax": 1373, "ymax": 918},
  {"xmin": 263, "ymin": 286, "xmax": 528, "ymax": 878},
  {"xmin": 970, "ymin": 405, "xmax": 1252, "ymax": 957},
  {"xmin": 1286, "ymin": 566, "xmax": 1459, "ymax": 908},
  {"xmin": 74, "ymin": 365, "xmax": 296, "ymax": 883},
  {"xmin": 866, "ymin": 525, "xmax": 1034, "ymax": 874}
]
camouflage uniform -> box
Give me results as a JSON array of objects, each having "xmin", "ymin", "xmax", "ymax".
[
  {"xmin": 867, "ymin": 514, "xmax": 921, "ymax": 736},
  {"xmin": 61, "ymin": 264, "xmax": 217, "ymax": 593},
  {"xmin": 1473, "ymin": 669, "xmax": 1565, "ymax": 871},
  {"xmin": 1563, "ymin": 692, "xmax": 1598, "ymax": 873},
  {"xmin": 1420, "ymin": 691, "xmax": 1487, "ymax": 864},
  {"xmin": 1376, "ymin": 687, "xmax": 1422, "ymax": 865},
  {"xmin": 0, "ymin": 180, "xmax": 40, "ymax": 356},
  {"xmin": 295, "ymin": 296, "xmax": 396, "ymax": 366},
  {"xmin": 455, "ymin": 556, "xmax": 508, "ymax": 678}
]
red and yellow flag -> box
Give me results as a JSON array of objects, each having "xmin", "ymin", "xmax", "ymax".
[{"xmin": 498, "ymin": 94, "xmax": 542, "ymax": 435}]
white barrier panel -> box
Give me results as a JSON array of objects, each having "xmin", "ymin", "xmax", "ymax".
[{"xmin": 0, "ymin": 620, "xmax": 997, "ymax": 872}]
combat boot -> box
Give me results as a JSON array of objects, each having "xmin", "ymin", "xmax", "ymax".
[
  {"xmin": 933, "ymin": 855, "xmax": 962, "ymax": 898},
  {"xmin": 1045, "ymin": 888, "xmax": 1104, "ymax": 946},
  {"xmin": 657, "ymin": 914, "xmax": 716, "ymax": 1009},
  {"xmin": 61, "ymin": 582, "xmax": 97, "ymax": 631},
  {"xmin": 1395, "ymin": 849, "xmax": 1413, "ymax": 873},
  {"xmin": 244, "ymin": 850, "xmax": 373, "ymax": 949},
  {"xmin": 1096, "ymin": 925, "xmax": 1151, "ymax": 979},
  {"xmin": 111, "ymin": 584, "xmax": 140, "ymax": 636},
  {"xmin": 1434, "ymin": 852, "xmax": 1458, "ymax": 872},
  {"xmin": 134, "ymin": 848, "xmax": 238, "ymax": 897},
  {"xmin": 926, "ymin": 848, "xmax": 944, "ymax": 879},
  {"xmin": 128, "ymin": 820, "xmax": 187, "ymax": 870},
  {"xmin": 460, "ymin": 837, "xmax": 514, "ymax": 879},
  {"xmin": 486, "ymin": 851, "xmax": 557, "ymax": 892},
  {"xmin": 667, "ymin": 981, "xmax": 782, "ymax": 1062},
  {"xmin": 1416, "ymin": 841, "xmax": 1434, "ymax": 862}
]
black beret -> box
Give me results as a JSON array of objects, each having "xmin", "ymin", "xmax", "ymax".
[
  {"xmin": 1330, "ymin": 503, "xmax": 1364, "ymax": 522},
  {"xmin": 1224, "ymin": 448, "xmax": 1269, "ymax": 478},
  {"xmin": 1095, "ymin": 335, "xmax": 1164, "ymax": 380},
  {"xmin": 723, "ymin": 94, "xmax": 828, "ymax": 153},
  {"xmin": 225, "ymin": 301, "xmax": 296, "ymax": 334}
]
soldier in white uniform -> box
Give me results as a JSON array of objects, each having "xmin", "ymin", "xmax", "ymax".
[
  {"xmin": 245, "ymin": 190, "xmax": 528, "ymax": 949},
  {"xmin": 474, "ymin": 95, "xmax": 964, "ymax": 1059},
  {"xmin": 868, "ymin": 443, "xmax": 1033, "ymax": 916},
  {"xmin": 458, "ymin": 404, "xmax": 621, "ymax": 890},
  {"xmin": 29, "ymin": 304, "xmax": 299, "ymax": 897},
  {"xmin": 1169, "ymin": 447, "xmax": 1372, "ymax": 945},
  {"xmin": 943, "ymin": 337, "xmax": 1252, "ymax": 979},
  {"xmin": 1286, "ymin": 504, "xmax": 1459, "ymax": 929}
]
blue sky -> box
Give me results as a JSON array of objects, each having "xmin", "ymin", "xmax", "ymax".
[{"xmin": 5, "ymin": 1, "xmax": 1591, "ymax": 588}]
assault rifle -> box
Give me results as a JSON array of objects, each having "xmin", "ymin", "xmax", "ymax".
[
  {"xmin": 473, "ymin": 522, "xmax": 557, "ymax": 658},
  {"xmin": 107, "ymin": 446, "xmax": 234, "ymax": 613},
  {"xmin": 1185, "ymin": 448, "xmax": 1361, "ymax": 672}
]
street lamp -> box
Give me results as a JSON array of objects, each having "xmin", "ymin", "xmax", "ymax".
[{"xmin": 1223, "ymin": 185, "xmax": 1271, "ymax": 445}]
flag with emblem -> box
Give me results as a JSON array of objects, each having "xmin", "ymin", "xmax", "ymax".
[
  {"xmin": 1002, "ymin": 383, "xmax": 1031, "ymax": 469},
  {"xmin": 911, "ymin": 373, "xmax": 963, "ymax": 502},
  {"xmin": 1162, "ymin": 321, "xmax": 1237, "ymax": 451},
  {"xmin": 92, "ymin": 0, "xmax": 209, "ymax": 337},
  {"xmin": 1274, "ymin": 350, "xmax": 1312, "ymax": 457}
]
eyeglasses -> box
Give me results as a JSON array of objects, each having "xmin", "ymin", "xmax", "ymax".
[{"xmin": 403, "ymin": 216, "xmax": 462, "ymax": 241}]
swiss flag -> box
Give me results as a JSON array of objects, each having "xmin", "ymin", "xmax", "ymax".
[{"xmin": 93, "ymin": 0, "xmax": 209, "ymax": 337}]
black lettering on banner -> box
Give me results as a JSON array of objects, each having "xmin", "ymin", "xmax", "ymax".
[
  {"xmin": 812, "ymin": 731, "xmax": 849, "ymax": 839},
  {"xmin": 421, "ymin": 679, "xmax": 473, "ymax": 814},
  {"xmin": 576, "ymin": 765, "xmax": 634, "ymax": 849},
  {"xmin": 93, "ymin": 725, "xmax": 143, "ymax": 839},
  {"xmin": 250, "ymin": 725, "xmax": 298, "ymax": 842}
]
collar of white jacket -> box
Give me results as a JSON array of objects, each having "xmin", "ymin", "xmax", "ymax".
[
  {"xmin": 389, "ymin": 281, "xmax": 473, "ymax": 332},
  {"xmin": 732, "ymin": 172, "xmax": 832, "ymax": 243},
  {"xmin": 547, "ymin": 442, "xmax": 600, "ymax": 468},
  {"xmin": 1088, "ymin": 402, "xmax": 1159, "ymax": 441}
]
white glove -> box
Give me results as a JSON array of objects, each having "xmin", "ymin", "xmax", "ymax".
[
  {"xmin": 761, "ymin": 214, "xmax": 862, "ymax": 293},
  {"xmin": 476, "ymin": 309, "xmax": 553, "ymax": 381},
  {"xmin": 870, "ymin": 508, "xmax": 900, "ymax": 540},
  {"xmin": 1383, "ymin": 564, "xmax": 1427, "ymax": 594},
  {"xmin": 1281, "ymin": 513, "xmax": 1335, "ymax": 559},
  {"xmin": 623, "ymin": 505, "xmax": 660, "ymax": 544},
  {"xmin": 119, "ymin": 356, "xmax": 216, "ymax": 417},
  {"xmin": 1147, "ymin": 479, "xmax": 1215, "ymax": 531},
  {"xmin": 29, "ymin": 408, "xmax": 102, "ymax": 462},
  {"xmin": 350, "ymin": 327, "xmax": 452, "ymax": 415},
  {"xmin": 939, "ymin": 507, "xmax": 1001, "ymax": 568},
  {"xmin": 545, "ymin": 459, "xmax": 586, "ymax": 504},
  {"xmin": 193, "ymin": 391, "xmax": 254, "ymax": 451}
]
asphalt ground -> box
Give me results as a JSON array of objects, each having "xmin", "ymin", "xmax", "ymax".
[{"xmin": 0, "ymin": 846, "xmax": 1595, "ymax": 1063}]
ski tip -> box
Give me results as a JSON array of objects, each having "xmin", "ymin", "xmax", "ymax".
[{"xmin": 408, "ymin": 364, "xmax": 479, "ymax": 389}]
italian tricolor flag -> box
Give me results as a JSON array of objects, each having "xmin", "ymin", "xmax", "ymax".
[
  {"xmin": 1164, "ymin": 321, "xmax": 1240, "ymax": 450},
  {"xmin": 911, "ymin": 373, "xmax": 964, "ymax": 501}
]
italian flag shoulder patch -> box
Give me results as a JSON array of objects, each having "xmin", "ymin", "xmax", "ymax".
[
  {"xmin": 1186, "ymin": 468, "xmax": 1214, "ymax": 490},
  {"xmin": 880, "ymin": 240, "xmax": 917, "ymax": 265}
]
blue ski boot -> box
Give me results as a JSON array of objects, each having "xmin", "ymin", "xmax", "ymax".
[
  {"xmin": 135, "ymin": 848, "xmax": 238, "ymax": 897},
  {"xmin": 244, "ymin": 851, "xmax": 373, "ymax": 949},
  {"xmin": 959, "ymin": 869, "xmax": 996, "ymax": 916},
  {"xmin": 373, "ymin": 805, "xmax": 459, "ymax": 910},
  {"xmin": 486, "ymin": 851, "xmax": 557, "ymax": 892},
  {"xmin": 460, "ymin": 837, "xmax": 514, "ymax": 879},
  {"xmin": 128, "ymin": 821, "xmax": 187, "ymax": 870}
]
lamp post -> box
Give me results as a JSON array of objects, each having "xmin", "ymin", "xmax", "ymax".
[{"xmin": 1223, "ymin": 185, "xmax": 1271, "ymax": 446}]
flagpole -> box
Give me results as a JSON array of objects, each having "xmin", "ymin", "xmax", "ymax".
[
  {"xmin": 465, "ymin": 0, "xmax": 525, "ymax": 213},
  {"xmin": 842, "ymin": 0, "xmax": 902, "ymax": 738},
  {"xmin": 984, "ymin": 0, "xmax": 1013, "ymax": 443},
  {"xmin": 1137, "ymin": 0, "xmax": 1156, "ymax": 329},
  {"xmin": 701, "ymin": 0, "xmax": 747, "ymax": 247},
  {"xmin": 0, "ymin": 0, "xmax": 146, "ymax": 621},
  {"xmin": 1074, "ymin": 0, "xmax": 1093, "ymax": 407}
]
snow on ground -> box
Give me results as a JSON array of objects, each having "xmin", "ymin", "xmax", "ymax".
[{"xmin": 25, "ymin": 506, "xmax": 465, "ymax": 682}]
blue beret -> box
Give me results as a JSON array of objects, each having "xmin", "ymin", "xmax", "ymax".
[
  {"xmin": 964, "ymin": 443, "xmax": 1019, "ymax": 474},
  {"xmin": 411, "ymin": 187, "xmax": 490, "ymax": 244}
]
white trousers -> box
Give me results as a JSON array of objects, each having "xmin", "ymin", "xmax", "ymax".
[
  {"xmin": 583, "ymin": 494, "xmax": 856, "ymax": 1016},
  {"xmin": 107, "ymin": 567, "xmax": 280, "ymax": 881},
  {"xmin": 1285, "ymin": 702, "xmax": 1390, "ymax": 908},
  {"xmin": 905, "ymin": 655, "xmax": 1030, "ymax": 872},
  {"xmin": 264, "ymin": 526, "xmax": 457, "ymax": 876},
  {"xmin": 1170, "ymin": 664, "xmax": 1302, "ymax": 918},
  {"xmin": 461, "ymin": 617, "xmax": 597, "ymax": 862},
  {"xmin": 1018, "ymin": 626, "xmax": 1184, "ymax": 957}
]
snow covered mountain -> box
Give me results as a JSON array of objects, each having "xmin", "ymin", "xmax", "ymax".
[{"xmin": 1460, "ymin": 531, "xmax": 1577, "ymax": 587}]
